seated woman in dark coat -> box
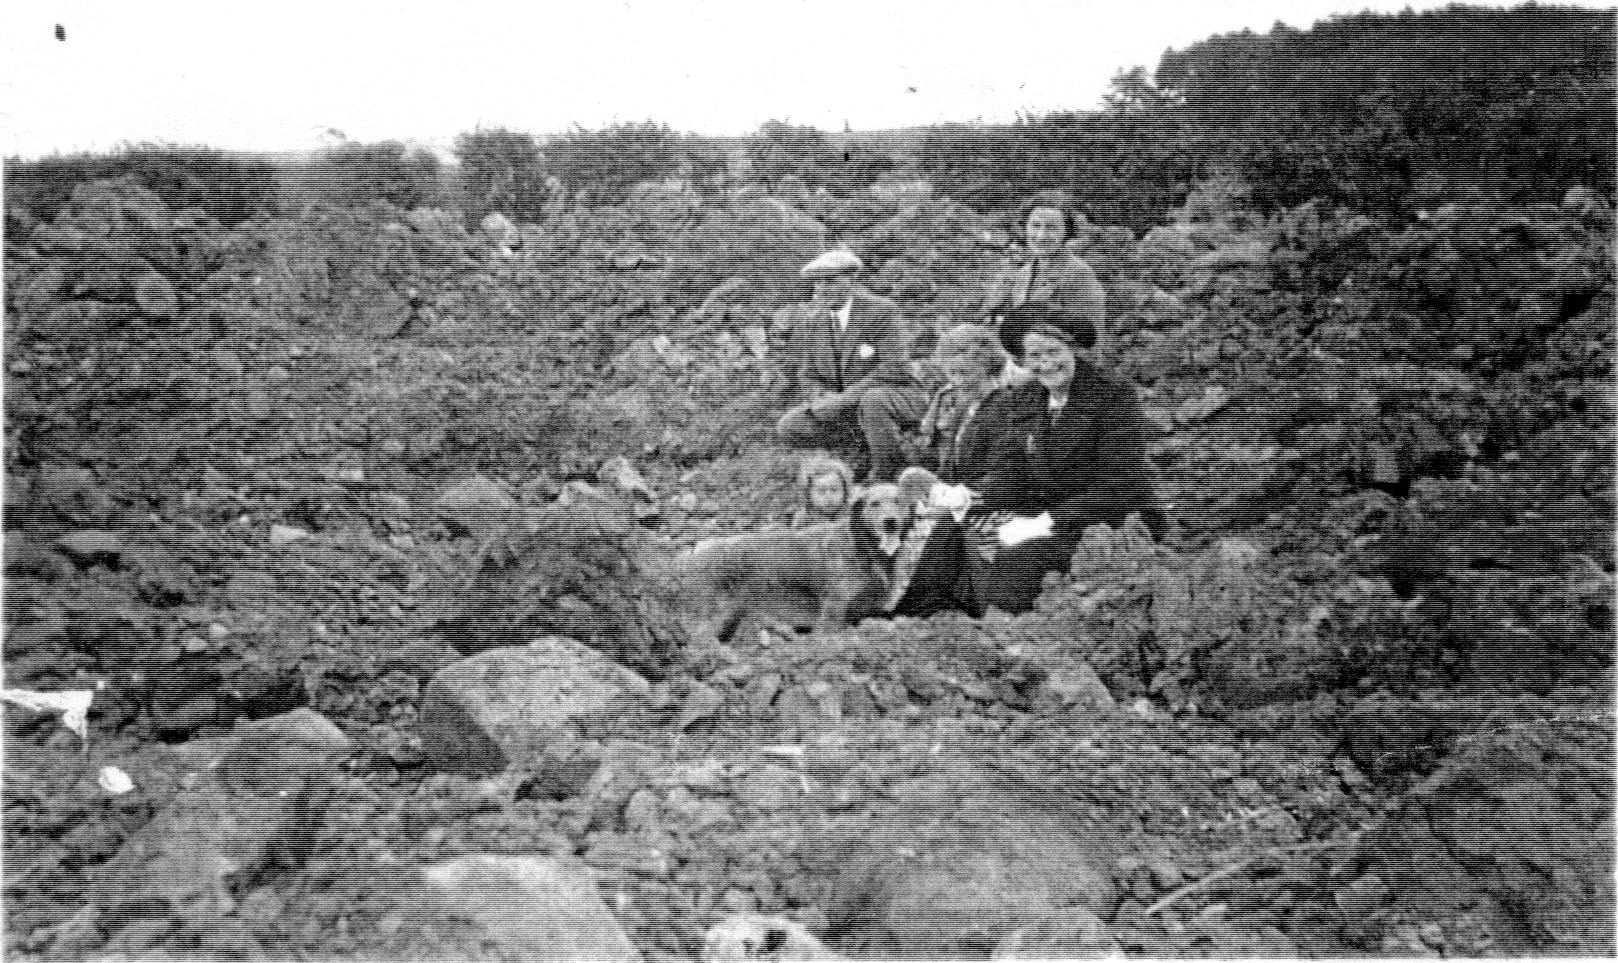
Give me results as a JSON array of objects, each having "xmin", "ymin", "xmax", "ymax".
[
  {"xmin": 896, "ymin": 304, "xmax": 1165, "ymax": 616},
  {"xmin": 966, "ymin": 304, "xmax": 1165, "ymax": 612}
]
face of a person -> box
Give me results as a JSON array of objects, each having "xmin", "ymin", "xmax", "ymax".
[
  {"xmin": 808, "ymin": 474, "xmax": 848, "ymax": 514},
  {"xmin": 1025, "ymin": 207, "xmax": 1068, "ymax": 256},
  {"xmin": 813, "ymin": 274, "xmax": 856, "ymax": 307},
  {"xmin": 1022, "ymin": 330, "xmax": 1077, "ymax": 393},
  {"xmin": 941, "ymin": 356, "xmax": 995, "ymax": 393}
]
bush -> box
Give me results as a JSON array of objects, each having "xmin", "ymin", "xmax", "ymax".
[
  {"xmin": 917, "ymin": 112, "xmax": 1208, "ymax": 231},
  {"xmin": 5, "ymin": 144, "xmax": 280, "ymax": 227},
  {"xmin": 545, "ymin": 122, "xmax": 687, "ymax": 205},
  {"xmin": 453, "ymin": 128, "xmax": 550, "ymax": 221},
  {"xmin": 285, "ymin": 141, "xmax": 444, "ymax": 210}
]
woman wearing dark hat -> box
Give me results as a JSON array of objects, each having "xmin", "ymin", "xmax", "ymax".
[
  {"xmin": 964, "ymin": 301, "xmax": 1164, "ymax": 612},
  {"xmin": 896, "ymin": 302, "xmax": 1164, "ymax": 616},
  {"xmin": 982, "ymin": 191, "xmax": 1108, "ymax": 355}
]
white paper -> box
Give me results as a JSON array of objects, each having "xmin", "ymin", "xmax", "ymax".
[
  {"xmin": 996, "ymin": 512, "xmax": 1055, "ymax": 547},
  {"xmin": 2, "ymin": 687, "xmax": 95, "ymax": 743}
]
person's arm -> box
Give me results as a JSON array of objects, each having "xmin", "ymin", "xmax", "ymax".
[
  {"xmin": 787, "ymin": 316, "xmax": 835, "ymax": 398},
  {"xmin": 959, "ymin": 391, "xmax": 1044, "ymax": 514},
  {"xmin": 1044, "ymin": 394, "xmax": 1159, "ymax": 537},
  {"xmin": 980, "ymin": 263, "xmax": 1016, "ymax": 319}
]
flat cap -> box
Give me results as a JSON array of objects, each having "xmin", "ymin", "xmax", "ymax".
[{"xmin": 800, "ymin": 249, "xmax": 864, "ymax": 279}]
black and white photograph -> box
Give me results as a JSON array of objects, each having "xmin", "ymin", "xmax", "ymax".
[{"xmin": 2, "ymin": 0, "xmax": 1614, "ymax": 958}]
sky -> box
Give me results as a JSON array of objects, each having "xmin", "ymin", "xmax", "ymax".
[{"xmin": 1, "ymin": 0, "xmax": 1611, "ymax": 158}]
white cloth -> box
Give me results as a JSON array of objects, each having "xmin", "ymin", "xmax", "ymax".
[
  {"xmin": 2, "ymin": 687, "xmax": 95, "ymax": 742},
  {"xmin": 996, "ymin": 512, "xmax": 1055, "ymax": 547},
  {"xmin": 836, "ymin": 298, "xmax": 852, "ymax": 332}
]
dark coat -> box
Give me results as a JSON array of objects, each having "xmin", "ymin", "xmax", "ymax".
[
  {"xmin": 789, "ymin": 291, "xmax": 912, "ymax": 397},
  {"xmin": 981, "ymin": 251, "xmax": 1106, "ymax": 332},
  {"xmin": 966, "ymin": 359, "xmax": 1165, "ymax": 539}
]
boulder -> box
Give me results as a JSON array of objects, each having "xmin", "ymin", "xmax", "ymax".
[
  {"xmin": 267, "ymin": 523, "xmax": 311, "ymax": 546},
  {"xmin": 53, "ymin": 530, "xmax": 126, "ymax": 566},
  {"xmin": 1041, "ymin": 662, "xmax": 1116, "ymax": 711},
  {"xmin": 417, "ymin": 855, "xmax": 641, "ymax": 962},
  {"xmin": 433, "ymin": 474, "xmax": 521, "ymax": 538},
  {"xmin": 418, "ymin": 639, "xmax": 650, "ymax": 776},
  {"xmin": 92, "ymin": 710, "xmax": 351, "ymax": 926},
  {"xmin": 827, "ymin": 798, "xmax": 1116, "ymax": 958},
  {"xmin": 133, "ymin": 271, "xmax": 180, "ymax": 319}
]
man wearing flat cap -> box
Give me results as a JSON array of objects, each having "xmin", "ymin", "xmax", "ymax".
[{"xmin": 776, "ymin": 249, "xmax": 929, "ymax": 481}]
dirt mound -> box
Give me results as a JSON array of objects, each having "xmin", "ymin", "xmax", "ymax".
[{"xmin": 1351, "ymin": 708, "xmax": 1615, "ymax": 956}]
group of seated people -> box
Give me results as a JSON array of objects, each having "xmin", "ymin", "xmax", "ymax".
[{"xmin": 773, "ymin": 190, "xmax": 1165, "ymax": 617}]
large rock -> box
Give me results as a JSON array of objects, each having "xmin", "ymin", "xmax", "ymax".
[
  {"xmin": 416, "ymin": 855, "xmax": 641, "ymax": 961},
  {"xmin": 825, "ymin": 790, "xmax": 1116, "ymax": 958},
  {"xmin": 418, "ymin": 639, "xmax": 650, "ymax": 776},
  {"xmin": 433, "ymin": 474, "xmax": 522, "ymax": 538},
  {"xmin": 91, "ymin": 710, "xmax": 351, "ymax": 941}
]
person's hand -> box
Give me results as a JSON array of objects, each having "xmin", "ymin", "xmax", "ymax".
[
  {"xmin": 996, "ymin": 512, "xmax": 1055, "ymax": 548},
  {"xmin": 927, "ymin": 483, "xmax": 978, "ymax": 519}
]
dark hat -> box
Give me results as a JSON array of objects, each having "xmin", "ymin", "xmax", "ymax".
[{"xmin": 997, "ymin": 301, "xmax": 1097, "ymax": 356}]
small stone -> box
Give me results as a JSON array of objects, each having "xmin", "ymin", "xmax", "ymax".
[
  {"xmin": 1042, "ymin": 662, "xmax": 1115, "ymax": 710},
  {"xmin": 134, "ymin": 272, "xmax": 179, "ymax": 320},
  {"xmin": 98, "ymin": 766, "xmax": 135, "ymax": 795},
  {"xmin": 208, "ymin": 623, "xmax": 230, "ymax": 639},
  {"xmin": 182, "ymin": 638, "xmax": 209, "ymax": 654},
  {"xmin": 1334, "ymin": 873, "xmax": 1391, "ymax": 919},
  {"xmin": 624, "ymin": 789, "xmax": 662, "ymax": 832},
  {"xmin": 722, "ymin": 888, "xmax": 759, "ymax": 914},
  {"xmin": 992, "ymin": 909, "xmax": 1123, "ymax": 959},
  {"xmin": 1150, "ymin": 861, "xmax": 1184, "ymax": 890},
  {"xmin": 266, "ymin": 366, "xmax": 290, "ymax": 381},
  {"xmin": 735, "ymin": 766, "xmax": 802, "ymax": 811},
  {"xmin": 704, "ymin": 914, "xmax": 846, "ymax": 962},
  {"xmin": 104, "ymin": 917, "xmax": 174, "ymax": 956},
  {"xmin": 53, "ymin": 530, "xmax": 125, "ymax": 563},
  {"xmin": 1418, "ymin": 922, "xmax": 1445, "ymax": 949},
  {"xmin": 268, "ymin": 524, "xmax": 311, "ymax": 546}
]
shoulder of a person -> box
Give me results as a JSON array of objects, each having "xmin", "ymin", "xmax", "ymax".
[
  {"xmin": 1073, "ymin": 360, "xmax": 1142, "ymax": 408},
  {"xmin": 1056, "ymin": 250, "xmax": 1100, "ymax": 278}
]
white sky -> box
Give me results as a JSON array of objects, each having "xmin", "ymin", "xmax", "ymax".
[{"xmin": 2, "ymin": 0, "xmax": 1611, "ymax": 158}]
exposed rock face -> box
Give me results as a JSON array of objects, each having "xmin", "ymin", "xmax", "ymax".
[
  {"xmin": 416, "ymin": 855, "xmax": 642, "ymax": 962},
  {"xmin": 418, "ymin": 639, "xmax": 651, "ymax": 776}
]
